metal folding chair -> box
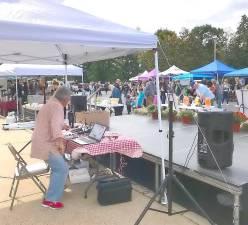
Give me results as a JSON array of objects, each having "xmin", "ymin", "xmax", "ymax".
[{"xmin": 7, "ymin": 142, "xmax": 49, "ymax": 210}]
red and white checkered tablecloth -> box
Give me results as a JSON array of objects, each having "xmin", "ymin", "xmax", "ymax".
[{"xmin": 65, "ymin": 132, "xmax": 143, "ymax": 158}]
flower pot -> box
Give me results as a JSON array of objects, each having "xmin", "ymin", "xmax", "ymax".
[
  {"xmin": 181, "ymin": 116, "xmax": 192, "ymax": 124},
  {"xmin": 151, "ymin": 112, "xmax": 158, "ymax": 120},
  {"xmin": 232, "ymin": 123, "xmax": 241, "ymax": 132}
]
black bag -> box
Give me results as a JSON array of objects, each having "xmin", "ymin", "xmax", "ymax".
[{"xmin": 96, "ymin": 178, "xmax": 132, "ymax": 205}]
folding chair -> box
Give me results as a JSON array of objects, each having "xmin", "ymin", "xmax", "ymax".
[{"xmin": 7, "ymin": 142, "xmax": 50, "ymax": 210}]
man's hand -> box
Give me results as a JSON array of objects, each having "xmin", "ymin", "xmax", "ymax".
[{"xmin": 55, "ymin": 138, "xmax": 65, "ymax": 154}]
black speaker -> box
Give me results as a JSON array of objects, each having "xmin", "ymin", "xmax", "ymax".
[
  {"xmin": 197, "ymin": 111, "xmax": 234, "ymax": 169},
  {"xmin": 114, "ymin": 106, "xmax": 124, "ymax": 116},
  {"xmin": 71, "ymin": 95, "xmax": 87, "ymax": 112}
]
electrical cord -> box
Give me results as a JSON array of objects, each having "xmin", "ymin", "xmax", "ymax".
[{"xmin": 183, "ymin": 133, "xmax": 198, "ymax": 169}]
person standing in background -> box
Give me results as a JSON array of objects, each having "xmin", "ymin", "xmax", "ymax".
[
  {"xmin": 144, "ymin": 78, "xmax": 156, "ymax": 106},
  {"xmin": 211, "ymin": 79, "xmax": 222, "ymax": 108},
  {"xmin": 111, "ymin": 79, "xmax": 122, "ymax": 103},
  {"xmin": 136, "ymin": 87, "xmax": 145, "ymax": 108},
  {"xmin": 222, "ymin": 79, "xmax": 230, "ymax": 105},
  {"xmin": 23, "ymin": 81, "xmax": 28, "ymax": 104},
  {"xmin": 17, "ymin": 79, "xmax": 23, "ymax": 114}
]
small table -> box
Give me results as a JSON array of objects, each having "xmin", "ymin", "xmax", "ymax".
[
  {"xmin": 65, "ymin": 132, "xmax": 143, "ymax": 197},
  {"xmin": 0, "ymin": 100, "xmax": 17, "ymax": 116}
]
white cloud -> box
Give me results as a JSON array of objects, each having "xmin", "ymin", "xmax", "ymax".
[{"xmin": 63, "ymin": 0, "xmax": 247, "ymax": 33}]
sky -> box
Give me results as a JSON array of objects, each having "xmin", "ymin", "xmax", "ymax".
[{"xmin": 63, "ymin": 0, "xmax": 248, "ymax": 34}]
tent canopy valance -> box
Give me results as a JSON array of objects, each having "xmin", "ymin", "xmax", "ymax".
[
  {"xmin": 0, "ymin": 64, "xmax": 82, "ymax": 77},
  {"xmin": 224, "ymin": 68, "xmax": 248, "ymax": 78},
  {"xmin": 172, "ymin": 73, "xmax": 214, "ymax": 81},
  {"xmin": 0, "ymin": 1, "xmax": 157, "ymax": 65}
]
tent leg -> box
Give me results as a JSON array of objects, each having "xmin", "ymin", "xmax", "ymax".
[
  {"xmin": 154, "ymin": 50, "xmax": 167, "ymax": 203},
  {"xmin": 15, "ymin": 76, "xmax": 19, "ymax": 121}
]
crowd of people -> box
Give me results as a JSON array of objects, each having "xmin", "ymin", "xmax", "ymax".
[
  {"xmin": 2, "ymin": 76, "xmax": 247, "ymax": 116},
  {"xmin": 173, "ymin": 77, "xmax": 247, "ymax": 107},
  {"xmin": 81, "ymin": 77, "xmax": 247, "ymax": 113}
]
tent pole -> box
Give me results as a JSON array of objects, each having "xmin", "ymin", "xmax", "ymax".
[
  {"xmin": 154, "ymin": 50, "xmax": 167, "ymax": 204},
  {"xmin": 15, "ymin": 75, "xmax": 19, "ymax": 121},
  {"xmin": 82, "ymin": 66, "xmax": 84, "ymax": 83},
  {"xmin": 65, "ymin": 63, "xmax": 68, "ymax": 86},
  {"xmin": 63, "ymin": 53, "xmax": 68, "ymax": 87}
]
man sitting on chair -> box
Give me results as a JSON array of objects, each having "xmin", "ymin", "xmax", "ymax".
[{"xmin": 31, "ymin": 86, "xmax": 71, "ymax": 209}]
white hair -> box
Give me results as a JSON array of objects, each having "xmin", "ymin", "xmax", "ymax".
[{"xmin": 54, "ymin": 86, "xmax": 72, "ymax": 101}]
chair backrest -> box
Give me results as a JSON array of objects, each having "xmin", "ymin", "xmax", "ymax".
[{"xmin": 7, "ymin": 143, "xmax": 27, "ymax": 166}]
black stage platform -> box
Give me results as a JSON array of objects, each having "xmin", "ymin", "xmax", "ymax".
[{"xmin": 110, "ymin": 114, "xmax": 248, "ymax": 225}]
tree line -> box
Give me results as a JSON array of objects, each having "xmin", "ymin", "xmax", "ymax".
[{"xmin": 82, "ymin": 14, "xmax": 248, "ymax": 83}]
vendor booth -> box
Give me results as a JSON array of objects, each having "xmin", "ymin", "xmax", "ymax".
[
  {"xmin": 0, "ymin": 63, "xmax": 83, "ymax": 117},
  {"xmin": 191, "ymin": 59, "xmax": 236, "ymax": 80},
  {"xmin": 224, "ymin": 68, "xmax": 248, "ymax": 115}
]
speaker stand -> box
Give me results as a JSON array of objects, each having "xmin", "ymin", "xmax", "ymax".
[{"xmin": 134, "ymin": 100, "xmax": 216, "ymax": 225}]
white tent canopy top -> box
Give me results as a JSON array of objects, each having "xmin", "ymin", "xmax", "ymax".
[
  {"xmin": 0, "ymin": 64, "xmax": 82, "ymax": 77},
  {"xmin": 0, "ymin": 0, "xmax": 157, "ymax": 65},
  {"xmin": 159, "ymin": 65, "xmax": 187, "ymax": 77}
]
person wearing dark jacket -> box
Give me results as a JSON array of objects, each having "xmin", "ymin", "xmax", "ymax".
[
  {"xmin": 144, "ymin": 79, "xmax": 156, "ymax": 106},
  {"xmin": 111, "ymin": 82, "xmax": 122, "ymax": 103}
]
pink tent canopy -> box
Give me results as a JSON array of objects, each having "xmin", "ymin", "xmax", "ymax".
[{"xmin": 138, "ymin": 69, "xmax": 156, "ymax": 81}]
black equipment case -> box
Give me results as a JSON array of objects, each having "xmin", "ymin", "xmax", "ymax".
[{"xmin": 96, "ymin": 178, "xmax": 132, "ymax": 205}]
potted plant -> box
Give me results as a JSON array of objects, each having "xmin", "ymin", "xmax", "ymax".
[
  {"xmin": 178, "ymin": 110, "xmax": 194, "ymax": 124},
  {"xmin": 233, "ymin": 111, "xmax": 248, "ymax": 132},
  {"xmin": 147, "ymin": 104, "xmax": 158, "ymax": 119}
]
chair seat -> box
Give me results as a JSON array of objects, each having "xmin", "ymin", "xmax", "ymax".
[{"xmin": 15, "ymin": 161, "xmax": 49, "ymax": 178}]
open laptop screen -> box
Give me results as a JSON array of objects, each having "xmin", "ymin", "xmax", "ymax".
[{"xmin": 88, "ymin": 124, "xmax": 107, "ymax": 141}]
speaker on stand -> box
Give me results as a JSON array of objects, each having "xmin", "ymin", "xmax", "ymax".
[{"xmin": 69, "ymin": 95, "xmax": 87, "ymax": 127}]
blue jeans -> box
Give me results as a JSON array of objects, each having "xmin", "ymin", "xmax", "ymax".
[{"xmin": 45, "ymin": 153, "xmax": 69, "ymax": 202}]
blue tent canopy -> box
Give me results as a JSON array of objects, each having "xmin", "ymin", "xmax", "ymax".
[
  {"xmin": 172, "ymin": 73, "xmax": 214, "ymax": 81},
  {"xmin": 190, "ymin": 59, "xmax": 235, "ymax": 77},
  {"xmin": 224, "ymin": 68, "xmax": 248, "ymax": 78}
]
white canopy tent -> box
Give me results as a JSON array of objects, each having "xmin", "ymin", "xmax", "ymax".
[
  {"xmin": 0, "ymin": 0, "xmax": 167, "ymax": 201},
  {"xmin": 159, "ymin": 65, "xmax": 187, "ymax": 77},
  {"xmin": 0, "ymin": 64, "xmax": 83, "ymax": 81},
  {"xmin": 0, "ymin": 0, "xmax": 156, "ymax": 84},
  {"xmin": 0, "ymin": 63, "xmax": 83, "ymax": 116},
  {"xmin": 0, "ymin": 1, "xmax": 157, "ymax": 64}
]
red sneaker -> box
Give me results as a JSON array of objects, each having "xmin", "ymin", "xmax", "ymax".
[{"xmin": 42, "ymin": 200, "xmax": 64, "ymax": 209}]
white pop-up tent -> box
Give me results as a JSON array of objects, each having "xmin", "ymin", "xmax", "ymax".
[
  {"xmin": 0, "ymin": 64, "xmax": 83, "ymax": 82},
  {"xmin": 0, "ymin": 0, "xmax": 167, "ymax": 201},
  {"xmin": 0, "ymin": 0, "xmax": 156, "ymax": 84},
  {"xmin": 0, "ymin": 63, "xmax": 83, "ymax": 116},
  {"xmin": 0, "ymin": 1, "xmax": 157, "ymax": 63},
  {"xmin": 159, "ymin": 65, "xmax": 187, "ymax": 77}
]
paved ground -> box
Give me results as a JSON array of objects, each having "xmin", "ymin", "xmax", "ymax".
[{"xmin": 0, "ymin": 118, "xmax": 210, "ymax": 225}]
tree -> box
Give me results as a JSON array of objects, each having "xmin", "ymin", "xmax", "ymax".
[
  {"xmin": 83, "ymin": 54, "xmax": 144, "ymax": 82},
  {"xmin": 185, "ymin": 25, "xmax": 228, "ymax": 70},
  {"xmin": 225, "ymin": 15, "xmax": 248, "ymax": 68}
]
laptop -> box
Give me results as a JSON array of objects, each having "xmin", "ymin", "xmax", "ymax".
[{"xmin": 73, "ymin": 123, "xmax": 107, "ymax": 145}]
